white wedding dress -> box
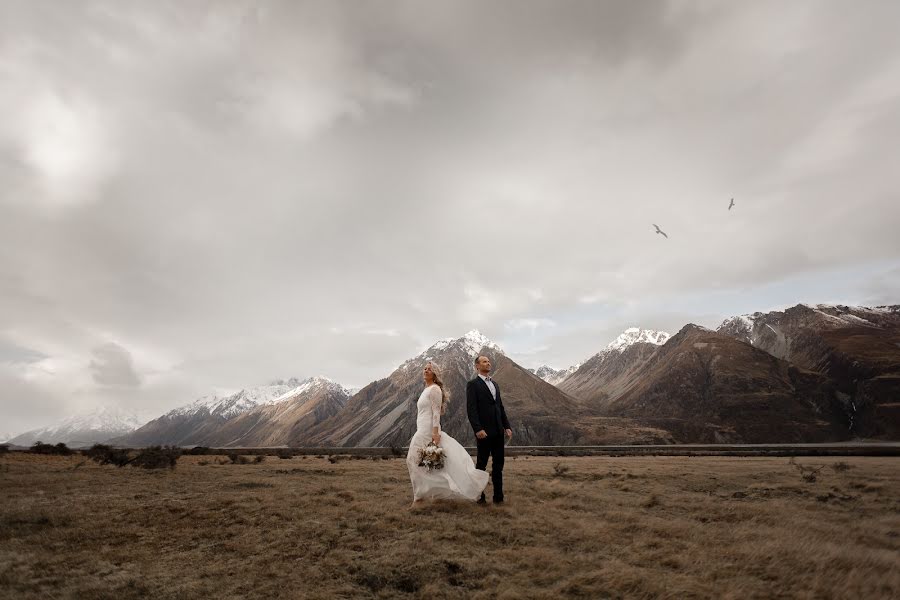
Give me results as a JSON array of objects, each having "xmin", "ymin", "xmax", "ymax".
[{"xmin": 406, "ymin": 384, "xmax": 489, "ymax": 501}]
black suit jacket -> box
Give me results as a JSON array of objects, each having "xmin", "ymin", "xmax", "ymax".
[{"xmin": 466, "ymin": 376, "xmax": 511, "ymax": 437}]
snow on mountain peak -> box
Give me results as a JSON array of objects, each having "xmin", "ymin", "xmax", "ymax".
[
  {"xmin": 532, "ymin": 363, "xmax": 581, "ymax": 386},
  {"xmin": 606, "ymin": 328, "xmax": 670, "ymax": 352},
  {"xmin": 169, "ymin": 376, "xmax": 351, "ymax": 420},
  {"xmin": 402, "ymin": 330, "xmax": 505, "ymax": 369},
  {"xmin": 718, "ymin": 314, "xmax": 763, "ymax": 335},
  {"xmin": 51, "ymin": 405, "xmax": 146, "ymax": 434},
  {"xmin": 459, "ymin": 329, "xmax": 503, "ymax": 357},
  {"xmin": 9, "ymin": 405, "xmax": 147, "ymax": 446},
  {"xmin": 271, "ymin": 376, "xmax": 352, "ymax": 403}
]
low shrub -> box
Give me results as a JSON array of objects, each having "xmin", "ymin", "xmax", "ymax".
[
  {"xmin": 131, "ymin": 446, "xmax": 181, "ymax": 469},
  {"xmin": 186, "ymin": 446, "xmax": 211, "ymax": 456},
  {"xmin": 30, "ymin": 441, "xmax": 74, "ymax": 455},
  {"xmin": 276, "ymin": 449, "xmax": 294, "ymax": 460},
  {"xmin": 85, "ymin": 444, "xmax": 132, "ymax": 467},
  {"xmin": 0, "ymin": 443, "xmax": 9, "ymax": 454}
]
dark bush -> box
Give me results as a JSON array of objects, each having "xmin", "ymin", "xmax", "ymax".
[
  {"xmin": 131, "ymin": 445, "xmax": 181, "ymax": 469},
  {"xmin": 276, "ymin": 448, "xmax": 294, "ymax": 459},
  {"xmin": 254, "ymin": 455, "xmax": 265, "ymax": 464},
  {"xmin": 55, "ymin": 443, "xmax": 74, "ymax": 455},
  {"xmin": 389, "ymin": 445, "xmax": 404, "ymax": 457},
  {"xmin": 187, "ymin": 446, "xmax": 211, "ymax": 456},
  {"xmin": 0, "ymin": 444, "xmax": 9, "ymax": 454},
  {"xmin": 29, "ymin": 441, "xmax": 73, "ymax": 455},
  {"xmin": 86, "ymin": 444, "xmax": 133, "ymax": 467}
]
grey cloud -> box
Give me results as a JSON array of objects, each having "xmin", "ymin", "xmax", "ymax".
[
  {"xmin": 90, "ymin": 342, "xmax": 140, "ymax": 387},
  {"xmin": 1, "ymin": 1, "xmax": 899, "ymax": 427},
  {"xmin": 0, "ymin": 338, "xmax": 47, "ymax": 364}
]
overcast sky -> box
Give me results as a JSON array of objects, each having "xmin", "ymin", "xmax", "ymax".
[{"xmin": 2, "ymin": 0, "xmax": 899, "ymax": 434}]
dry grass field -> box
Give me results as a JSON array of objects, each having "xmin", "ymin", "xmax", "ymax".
[{"xmin": 1, "ymin": 452, "xmax": 898, "ymax": 599}]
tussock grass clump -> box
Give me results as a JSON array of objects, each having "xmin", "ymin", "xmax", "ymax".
[
  {"xmin": 553, "ymin": 462, "xmax": 570, "ymax": 477},
  {"xmin": 227, "ymin": 453, "xmax": 249, "ymax": 465},
  {"xmin": 831, "ymin": 461, "xmax": 853, "ymax": 472},
  {"xmin": 353, "ymin": 566, "xmax": 421, "ymax": 594},
  {"xmin": 789, "ymin": 457, "xmax": 824, "ymax": 483},
  {"xmin": 1, "ymin": 511, "xmax": 73, "ymax": 540},
  {"xmin": 233, "ymin": 481, "xmax": 274, "ymax": 489}
]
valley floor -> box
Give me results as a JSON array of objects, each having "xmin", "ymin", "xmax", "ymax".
[{"xmin": 1, "ymin": 453, "xmax": 898, "ymax": 599}]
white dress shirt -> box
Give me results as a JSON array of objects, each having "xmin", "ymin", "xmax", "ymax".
[{"xmin": 478, "ymin": 373, "xmax": 497, "ymax": 400}]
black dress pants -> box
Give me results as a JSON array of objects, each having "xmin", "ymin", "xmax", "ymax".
[{"xmin": 475, "ymin": 433, "xmax": 505, "ymax": 501}]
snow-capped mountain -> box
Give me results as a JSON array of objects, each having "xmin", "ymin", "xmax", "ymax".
[
  {"xmin": 559, "ymin": 327, "xmax": 671, "ymax": 405},
  {"xmin": 530, "ymin": 363, "xmax": 582, "ymax": 386},
  {"xmin": 596, "ymin": 324, "xmax": 848, "ymax": 443},
  {"xmin": 269, "ymin": 376, "xmax": 353, "ymax": 405},
  {"xmin": 606, "ymin": 327, "xmax": 671, "ymax": 351},
  {"xmin": 718, "ymin": 304, "xmax": 900, "ymax": 350},
  {"xmin": 399, "ymin": 330, "xmax": 504, "ymax": 372},
  {"xmin": 170, "ymin": 378, "xmax": 307, "ymax": 420},
  {"xmin": 716, "ymin": 303, "xmax": 900, "ymax": 439},
  {"xmin": 112, "ymin": 376, "xmax": 353, "ymax": 447},
  {"xmin": 305, "ymin": 329, "xmax": 589, "ymax": 447},
  {"xmin": 9, "ymin": 406, "xmax": 148, "ymax": 448}
]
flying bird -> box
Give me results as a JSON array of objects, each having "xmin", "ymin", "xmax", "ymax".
[
  {"xmin": 728, "ymin": 198, "xmax": 735, "ymax": 210},
  {"xmin": 652, "ymin": 224, "xmax": 668, "ymax": 239}
]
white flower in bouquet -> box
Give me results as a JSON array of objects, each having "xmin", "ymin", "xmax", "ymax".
[{"xmin": 417, "ymin": 441, "xmax": 445, "ymax": 471}]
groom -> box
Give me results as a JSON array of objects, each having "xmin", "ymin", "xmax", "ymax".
[{"xmin": 467, "ymin": 354, "xmax": 512, "ymax": 504}]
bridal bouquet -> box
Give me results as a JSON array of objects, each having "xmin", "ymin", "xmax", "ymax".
[{"xmin": 418, "ymin": 441, "xmax": 445, "ymax": 471}]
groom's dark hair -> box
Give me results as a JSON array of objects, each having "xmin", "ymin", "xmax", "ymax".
[{"xmin": 475, "ymin": 355, "xmax": 487, "ymax": 367}]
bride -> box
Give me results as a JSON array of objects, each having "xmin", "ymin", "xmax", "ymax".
[{"xmin": 406, "ymin": 361, "xmax": 489, "ymax": 504}]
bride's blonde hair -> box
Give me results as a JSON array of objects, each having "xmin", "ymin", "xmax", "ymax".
[{"xmin": 426, "ymin": 361, "xmax": 449, "ymax": 415}]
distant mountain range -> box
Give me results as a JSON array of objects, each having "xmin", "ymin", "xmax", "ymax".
[
  {"xmin": 110, "ymin": 377, "xmax": 351, "ymax": 447},
  {"xmin": 8, "ymin": 406, "xmax": 147, "ymax": 448},
  {"xmin": 9, "ymin": 303, "xmax": 899, "ymax": 447}
]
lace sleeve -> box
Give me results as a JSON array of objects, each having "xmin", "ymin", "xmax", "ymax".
[{"xmin": 429, "ymin": 385, "xmax": 442, "ymax": 429}]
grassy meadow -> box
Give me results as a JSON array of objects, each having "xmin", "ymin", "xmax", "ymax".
[{"xmin": 1, "ymin": 452, "xmax": 898, "ymax": 599}]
